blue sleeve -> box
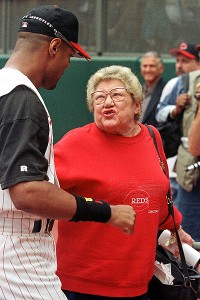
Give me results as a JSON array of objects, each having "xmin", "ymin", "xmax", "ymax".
[
  {"xmin": 157, "ymin": 77, "xmax": 185, "ymax": 111},
  {"xmin": 156, "ymin": 76, "xmax": 187, "ymax": 122}
]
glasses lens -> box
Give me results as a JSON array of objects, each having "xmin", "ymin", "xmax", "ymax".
[
  {"xmin": 92, "ymin": 87, "xmax": 127, "ymax": 105},
  {"xmin": 110, "ymin": 88, "xmax": 127, "ymax": 102},
  {"xmin": 92, "ymin": 91, "xmax": 107, "ymax": 104}
]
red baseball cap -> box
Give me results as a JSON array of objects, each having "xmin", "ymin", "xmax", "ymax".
[{"xmin": 170, "ymin": 42, "xmax": 199, "ymax": 60}]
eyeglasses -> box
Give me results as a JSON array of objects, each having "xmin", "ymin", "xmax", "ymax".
[
  {"xmin": 91, "ymin": 87, "xmax": 129, "ymax": 105},
  {"xmin": 194, "ymin": 92, "xmax": 200, "ymax": 101}
]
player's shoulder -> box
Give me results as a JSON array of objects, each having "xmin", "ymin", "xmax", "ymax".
[
  {"xmin": 1, "ymin": 85, "xmax": 47, "ymax": 124},
  {"xmin": 2, "ymin": 85, "xmax": 41, "ymax": 105}
]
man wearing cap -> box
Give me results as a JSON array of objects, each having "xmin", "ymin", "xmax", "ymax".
[
  {"xmin": 155, "ymin": 42, "xmax": 200, "ymax": 242},
  {"xmin": 155, "ymin": 42, "xmax": 200, "ymax": 206},
  {"xmin": 189, "ymin": 107, "xmax": 200, "ymax": 155},
  {"xmin": 0, "ymin": 5, "xmax": 135, "ymax": 300},
  {"xmin": 189, "ymin": 80, "xmax": 200, "ymax": 156}
]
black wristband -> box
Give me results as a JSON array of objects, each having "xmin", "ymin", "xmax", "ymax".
[{"xmin": 69, "ymin": 195, "xmax": 111, "ymax": 223}]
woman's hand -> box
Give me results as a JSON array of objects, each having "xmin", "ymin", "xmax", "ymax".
[{"xmin": 173, "ymin": 227, "xmax": 194, "ymax": 257}]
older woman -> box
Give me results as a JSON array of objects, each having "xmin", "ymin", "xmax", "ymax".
[{"xmin": 54, "ymin": 66, "xmax": 192, "ymax": 300}]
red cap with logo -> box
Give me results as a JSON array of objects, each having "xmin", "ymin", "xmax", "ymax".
[{"xmin": 170, "ymin": 42, "xmax": 199, "ymax": 60}]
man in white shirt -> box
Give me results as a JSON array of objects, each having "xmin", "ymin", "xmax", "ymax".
[{"xmin": 156, "ymin": 42, "xmax": 200, "ymax": 206}]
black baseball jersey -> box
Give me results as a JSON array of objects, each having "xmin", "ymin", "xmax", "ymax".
[{"xmin": 0, "ymin": 85, "xmax": 49, "ymax": 189}]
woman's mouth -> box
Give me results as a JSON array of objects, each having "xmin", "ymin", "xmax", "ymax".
[{"xmin": 103, "ymin": 109, "xmax": 116, "ymax": 117}]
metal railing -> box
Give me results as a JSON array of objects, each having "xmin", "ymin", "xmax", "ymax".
[{"xmin": 1, "ymin": 0, "xmax": 200, "ymax": 56}]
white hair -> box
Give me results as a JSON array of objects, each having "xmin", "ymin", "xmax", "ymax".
[{"xmin": 86, "ymin": 65, "xmax": 143, "ymax": 120}]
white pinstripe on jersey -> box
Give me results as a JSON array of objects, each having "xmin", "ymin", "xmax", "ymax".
[{"xmin": 0, "ymin": 233, "xmax": 67, "ymax": 299}]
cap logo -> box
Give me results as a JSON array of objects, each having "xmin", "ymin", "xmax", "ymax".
[
  {"xmin": 23, "ymin": 15, "xmax": 53, "ymax": 29},
  {"xmin": 21, "ymin": 14, "xmax": 69, "ymax": 43},
  {"xmin": 179, "ymin": 42, "xmax": 188, "ymax": 50},
  {"xmin": 22, "ymin": 22, "xmax": 28, "ymax": 28}
]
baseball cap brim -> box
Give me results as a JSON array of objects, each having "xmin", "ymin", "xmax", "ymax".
[
  {"xmin": 70, "ymin": 41, "xmax": 91, "ymax": 61},
  {"xmin": 170, "ymin": 48, "xmax": 195, "ymax": 59}
]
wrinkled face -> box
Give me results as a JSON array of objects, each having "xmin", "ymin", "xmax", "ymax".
[
  {"xmin": 141, "ymin": 56, "xmax": 164, "ymax": 85},
  {"xmin": 92, "ymin": 79, "xmax": 141, "ymax": 136},
  {"xmin": 175, "ymin": 54, "xmax": 200, "ymax": 76}
]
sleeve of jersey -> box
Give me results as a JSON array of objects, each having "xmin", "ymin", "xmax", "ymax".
[{"xmin": 0, "ymin": 86, "xmax": 49, "ymax": 189}]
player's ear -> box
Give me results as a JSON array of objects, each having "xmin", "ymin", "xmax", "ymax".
[{"xmin": 49, "ymin": 38, "xmax": 62, "ymax": 56}]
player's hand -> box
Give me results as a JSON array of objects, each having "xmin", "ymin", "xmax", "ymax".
[{"xmin": 107, "ymin": 205, "xmax": 136, "ymax": 235}]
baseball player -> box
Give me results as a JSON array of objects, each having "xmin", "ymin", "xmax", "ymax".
[{"xmin": 0, "ymin": 5, "xmax": 135, "ymax": 300}]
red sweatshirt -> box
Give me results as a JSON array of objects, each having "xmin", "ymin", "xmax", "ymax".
[{"xmin": 54, "ymin": 123, "xmax": 182, "ymax": 297}]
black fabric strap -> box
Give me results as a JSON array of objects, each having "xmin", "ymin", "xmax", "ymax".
[
  {"xmin": 146, "ymin": 125, "xmax": 171, "ymax": 226},
  {"xmin": 182, "ymin": 73, "xmax": 189, "ymax": 92},
  {"xmin": 70, "ymin": 195, "xmax": 111, "ymax": 223}
]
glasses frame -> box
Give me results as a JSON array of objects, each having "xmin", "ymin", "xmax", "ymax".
[{"xmin": 91, "ymin": 87, "xmax": 130, "ymax": 105}]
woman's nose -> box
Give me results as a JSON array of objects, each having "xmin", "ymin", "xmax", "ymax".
[{"xmin": 104, "ymin": 95, "xmax": 114, "ymax": 106}]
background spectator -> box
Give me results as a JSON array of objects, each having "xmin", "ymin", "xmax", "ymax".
[
  {"xmin": 156, "ymin": 42, "xmax": 200, "ymax": 241},
  {"xmin": 140, "ymin": 51, "xmax": 166, "ymax": 127},
  {"xmin": 156, "ymin": 42, "xmax": 200, "ymax": 206},
  {"xmin": 189, "ymin": 82, "xmax": 200, "ymax": 156}
]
